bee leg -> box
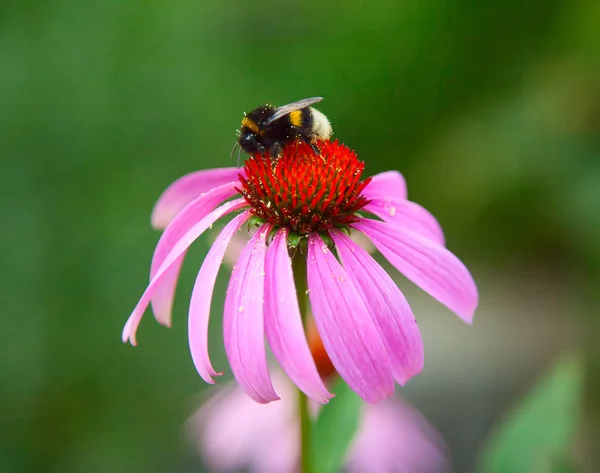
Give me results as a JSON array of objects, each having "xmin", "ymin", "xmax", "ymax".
[
  {"xmin": 269, "ymin": 142, "xmax": 282, "ymax": 159},
  {"xmin": 309, "ymin": 142, "xmax": 321, "ymax": 155},
  {"xmin": 298, "ymin": 135, "xmax": 321, "ymax": 155},
  {"xmin": 255, "ymin": 143, "xmax": 266, "ymax": 156}
]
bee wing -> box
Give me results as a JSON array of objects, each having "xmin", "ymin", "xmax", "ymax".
[{"xmin": 264, "ymin": 97, "xmax": 323, "ymax": 125}]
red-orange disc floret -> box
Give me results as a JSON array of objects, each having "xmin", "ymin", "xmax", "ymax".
[{"xmin": 237, "ymin": 140, "xmax": 372, "ymax": 235}]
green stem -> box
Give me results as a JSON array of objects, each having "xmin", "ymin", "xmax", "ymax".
[
  {"xmin": 292, "ymin": 246, "xmax": 308, "ymax": 319},
  {"xmin": 292, "ymin": 248, "xmax": 313, "ymax": 473},
  {"xmin": 298, "ymin": 384, "xmax": 312, "ymax": 473}
]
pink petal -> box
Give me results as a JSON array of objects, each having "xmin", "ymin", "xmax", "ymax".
[
  {"xmin": 223, "ymin": 225, "xmax": 279, "ymax": 404},
  {"xmin": 264, "ymin": 229, "xmax": 333, "ymax": 403},
  {"xmin": 354, "ymin": 218, "xmax": 478, "ymax": 324},
  {"xmin": 307, "ymin": 233, "xmax": 394, "ymax": 403},
  {"xmin": 331, "ymin": 230, "xmax": 424, "ymax": 385},
  {"xmin": 363, "ymin": 197, "xmax": 445, "ymax": 246},
  {"xmin": 211, "ymin": 226, "xmax": 258, "ymax": 268},
  {"xmin": 188, "ymin": 211, "xmax": 252, "ymax": 384},
  {"xmin": 151, "ymin": 167, "xmax": 243, "ymax": 230},
  {"xmin": 150, "ymin": 182, "xmax": 240, "ymax": 327},
  {"xmin": 362, "ymin": 171, "xmax": 407, "ymax": 200},
  {"xmin": 122, "ymin": 198, "xmax": 248, "ymax": 345}
]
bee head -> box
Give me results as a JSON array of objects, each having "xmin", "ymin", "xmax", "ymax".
[{"xmin": 238, "ymin": 129, "xmax": 264, "ymax": 155}]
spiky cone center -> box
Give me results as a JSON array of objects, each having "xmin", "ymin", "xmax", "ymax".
[{"xmin": 237, "ymin": 140, "xmax": 371, "ymax": 235}]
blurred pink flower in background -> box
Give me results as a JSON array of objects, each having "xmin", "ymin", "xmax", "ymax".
[{"xmin": 188, "ymin": 372, "xmax": 450, "ymax": 473}]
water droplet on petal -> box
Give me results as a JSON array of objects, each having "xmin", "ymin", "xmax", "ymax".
[{"xmin": 238, "ymin": 306, "xmax": 245, "ymax": 313}]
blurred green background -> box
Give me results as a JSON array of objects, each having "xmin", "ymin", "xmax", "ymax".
[{"xmin": 1, "ymin": 0, "xmax": 599, "ymax": 472}]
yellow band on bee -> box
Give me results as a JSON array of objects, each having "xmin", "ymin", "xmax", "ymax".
[
  {"xmin": 289, "ymin": 110, "xmax": 303, "ymax": 127},
  {"xmin": 241, "ymin": 117, "xmax": 260, "ymax": 134}
]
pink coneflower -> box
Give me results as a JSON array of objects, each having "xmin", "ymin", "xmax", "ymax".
[
  {"xmin": 188, "ymin": 372, "xmax": 450, "ymax": 473},
  {"xmin": 122, "ymin": 140, "xmax": 478, "ymax": 404}
]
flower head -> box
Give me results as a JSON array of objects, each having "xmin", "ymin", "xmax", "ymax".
[{"xmin": 123, "ymin": 140, "xmax": 478, "ymax": 403}]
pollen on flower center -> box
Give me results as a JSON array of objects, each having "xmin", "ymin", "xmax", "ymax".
[{"xmin": 237, "ymin": 140, "xmax": 372, "ymax": 234}]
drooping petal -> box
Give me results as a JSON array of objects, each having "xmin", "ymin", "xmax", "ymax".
[
  {"xmin": 264, "ymin": 229, "xmax": 333, "ymax": 403},
  {"xmin": 307, "ymin": 233, "xmax": 394, "ymax": 403},
  {"xmin": 361, "ymin": 170, "xmax": 407, "ymax": 200},
  {"xmin": 151, "ymin": 167, "xmax": 243, "ymax": 230},
  {"xmin": 354, "ymin": 218, "xmax": 478, "ymax": 324},
  {"xmin": 223, "ymin": 225, "xmax": 279, "ymax": 404},
  {"xmin": 188, "ymin": 211, "xmax": 252, "ymax": 384},
  {"xmin": 363, "ymin": 197, "xmax": 445, "ymax": 246},
  {"xmin": 150, "ymin": 182, "xmax": 240, "ymax": 327},
  {"xmin": 122, "ymin": 198, "xmax": 248, "ymax": 345},
  {"xmin": 219, "ymin": 227, "xmax": 258, "ymax": 268},
  {"xmin": 331, "ymin": 230, "xmax": 424, "ymax": 385}
]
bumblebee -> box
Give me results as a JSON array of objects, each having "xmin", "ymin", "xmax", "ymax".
[{"xmin": 233, "ymin": 97, "xmax": 332, "ymax": 161}]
